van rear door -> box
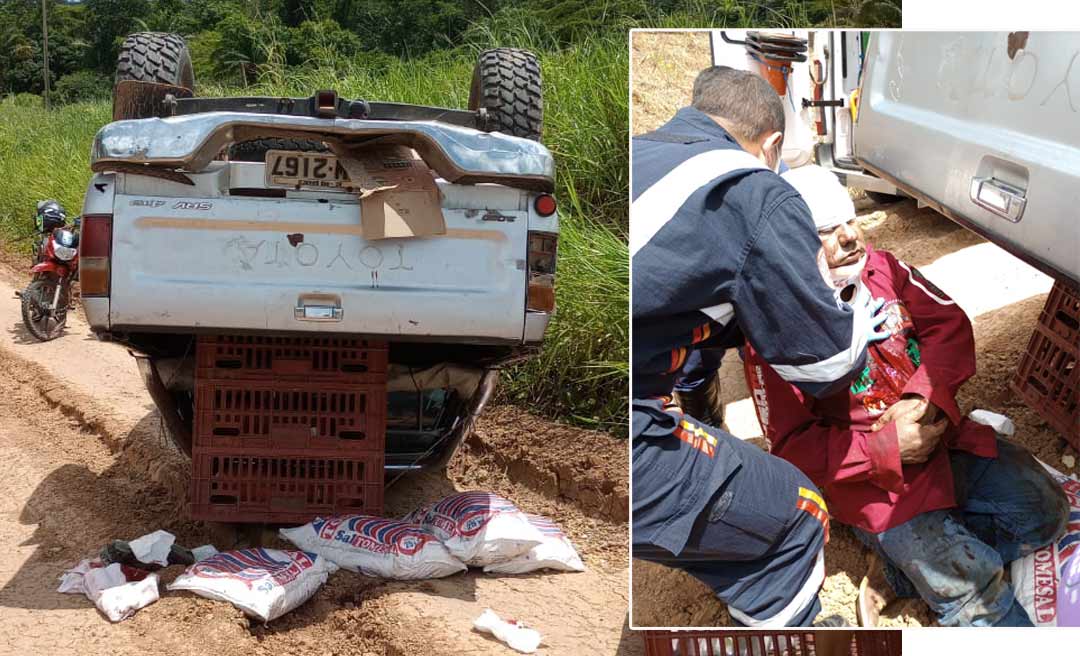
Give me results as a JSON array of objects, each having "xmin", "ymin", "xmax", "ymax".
[{"xmin": 854, "ymin": 31, "xmax": 1080, "ymax": 286}]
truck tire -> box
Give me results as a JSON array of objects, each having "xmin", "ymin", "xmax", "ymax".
[
  {"xmin": 116, "ymin": 32, "xmax": 194, "ymax": 90},
  {"xmin": 469, "ymin": 48, "xmax": 542, "ymax": 141},
  {"xmin": 113, "ymin": 32, "xmax": 194, "ymax": 120},
  {"xmin": 228, "ymin": 138, "xmax": 329, "ymax": 163}
]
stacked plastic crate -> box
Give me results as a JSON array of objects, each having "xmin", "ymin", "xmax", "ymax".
[
  {"xmin": 189, "ymin": 335, "xmax": 388, "ymax": 523},
  {"xmin": 640, "ymin": 630, "xmax": 902, "ymax": 656},
  {"xmin": 1012, "ymin": 281, "xmax": 1080, "ymax": 448}
]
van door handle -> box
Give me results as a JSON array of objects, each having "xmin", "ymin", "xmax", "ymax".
[{"xmin": 969, "ymin": 176, "xmax": 1027, "ymax": 223}]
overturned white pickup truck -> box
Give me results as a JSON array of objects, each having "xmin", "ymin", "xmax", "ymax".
[{"xmin": 80, "ymin": 33, "xmax": 558, "ymax": 473}]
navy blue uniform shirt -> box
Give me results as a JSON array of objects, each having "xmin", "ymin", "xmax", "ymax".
[
  {"xmin": 632, "ymin": 107, "xmax": 868, "ymax": 402},
  {"xmin": 631, "ymin": 107, "xmax": 870, "ymax": 555}
]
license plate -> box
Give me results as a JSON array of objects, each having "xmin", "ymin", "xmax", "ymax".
[{"xmin": 265, "ymin": 150, "xmax": 350, "ymax": 191}]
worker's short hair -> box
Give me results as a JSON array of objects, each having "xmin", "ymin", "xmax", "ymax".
[{"xmin": 692, "ymin": 66, "xmax": 785, "ymax": 142}]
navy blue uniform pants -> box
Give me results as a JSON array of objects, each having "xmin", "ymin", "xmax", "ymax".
[
  {"xmin": 633, "ymin": 404, "xmax": 829, "ymax": 626},
  {"xmin": 673, "ymin": 348, "xmax": 724, "ymax": 392}
]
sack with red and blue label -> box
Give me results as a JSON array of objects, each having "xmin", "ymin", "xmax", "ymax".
[
  {"xmin": 280, "ymin": 515, "xmax": 466, "ymax": 579},
  {"xmin": 1011, "ymin": 461, "xmax": 1080, "ymax": 626},
  {"xmin": 483, "ymin": 513, "xmax": 586, "ymax": 575},
  {"xmin": 167, "ymin": 548, "xmax": 337, "ymax": 622},
  {"xmin": 404, "ymin": 492, "xmax": 544, "ymax": 567}
]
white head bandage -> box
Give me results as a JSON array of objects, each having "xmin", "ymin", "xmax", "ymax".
[{"xmin": 781, "ymin": 164, "xmax": 856, "ymax": 232}]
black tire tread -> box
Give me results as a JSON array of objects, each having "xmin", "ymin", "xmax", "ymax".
[
  {"xmin": 20, "ymin": 278, "xmax": 64, "ymax": 342},
  {"xmin": 115, "ymin": 32, "xmax": 194, "ymax": 90},
  {"xmin": 228, "ymin": 138, "xmax": 330, "ymax": 162},
  {"xmin": 469, "ymin": 48, "xmax": 542, "ymax": 141}
]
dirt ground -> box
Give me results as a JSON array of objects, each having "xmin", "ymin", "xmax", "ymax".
[
  {"xmin": 631, "ymin": 31, "xmax": 712, "ymax": 136},
  {"xmin": 0, "ymin": 261, "xmax": 639, "ymax": 655},
  {"xmin": 629, "ymin": 31, "xmax": 1078, "ymax": 628}
]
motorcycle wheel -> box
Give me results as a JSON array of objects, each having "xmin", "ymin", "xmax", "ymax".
[{"xmin": 20, "ymin": 276, "xmax": 67, "ymax": 341}]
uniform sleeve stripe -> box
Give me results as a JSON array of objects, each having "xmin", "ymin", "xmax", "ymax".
[
  {"xmin": 770, "ymin": 285, "xmax": 873, "ymax": 384},
  {"xmin": 770, "ymin": 336, "xmax": 866, "ymax": 383},
  {"xmin": 630, "ymin": 149, "xmax": 765, "ymax": 256},
  {"xmin": 700, "ymin": 302, "xmax": 735, "ymax": 325},
  {"xmin": 897, "ymin": 260, "xmax": 955, "ymax": 306},
  {"xmin": 798, "ymin": 486, "xmax": 828, "ymax": 512}
]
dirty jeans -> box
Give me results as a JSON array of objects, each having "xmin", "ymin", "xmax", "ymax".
[{"xmin": 856, "ymin": 438, "xmax": 1070, "ymax": 626}]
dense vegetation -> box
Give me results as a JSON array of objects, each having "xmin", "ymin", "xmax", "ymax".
[
  {"xmin": 0, "ymin": 0, "xmax": 899, "ymax": 433},
  {"xmin": 1, "ymin": 0, "xmax": 900, "ymax": 99}
]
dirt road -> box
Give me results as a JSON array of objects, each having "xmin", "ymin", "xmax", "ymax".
[{"xmin": 0, "ymin": 263, "xmax": 638, "ymax": 655}]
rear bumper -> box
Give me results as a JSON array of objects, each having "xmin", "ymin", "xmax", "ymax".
[
  {"xmin": 82, "ymin": 297, "xmax": 110, "ymax": 331},
  {"xmin": 91, "ymin": 112, "xmax": 555, "ymax": 191}
]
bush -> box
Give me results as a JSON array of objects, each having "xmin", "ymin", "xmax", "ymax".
[
  {"xmin": 187, "ymin": 29, "xmax": 225, "ymax": 84},
  {"xmin": 5, "ymin": 93, "xmax": 42, "ymax": 109},
  {"xmin": 52, "ymin": 72, "xmax": 112, "ymax": 105},
  {"xmin": 286, "ymin": 19, "xmax": 363, "ymax": 69}
]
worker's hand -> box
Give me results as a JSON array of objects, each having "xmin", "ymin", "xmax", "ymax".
[
  {"xmin": 895, "ymin": 415, "xmax": 949, "ymax": 464},
  {"xmin": 870, "ymin": 395, "xmax": 942, "ymax": 432},
  {"xmin": 866, "ymin": 297, "xmax": 891, "ymax": 343}
]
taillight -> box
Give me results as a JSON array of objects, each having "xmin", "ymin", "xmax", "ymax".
[
  {"xmin": 534, "ymin": 194, "xmax": 557, "ymax": 217},
  {"xmin": 79, "ymin": 214, "xmax": 112, "ymax": 297},
  {"xmin": 527, "ymin": 231, "xmax": 557, "ymax": 313}
]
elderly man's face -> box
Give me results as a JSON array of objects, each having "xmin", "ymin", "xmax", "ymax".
[{"xmin": 819, "ymin": 218, "xmax": 867, "ymax": 280}]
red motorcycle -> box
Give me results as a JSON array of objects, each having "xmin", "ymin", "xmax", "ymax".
[{"xmin": 19, "ymin": 200, "xmax": 79, "ymax": 341}]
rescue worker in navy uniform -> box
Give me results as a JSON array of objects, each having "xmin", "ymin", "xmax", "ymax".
[{"xmin": 632, "ymin": 66, "xmax": 890, "ymax": 626}]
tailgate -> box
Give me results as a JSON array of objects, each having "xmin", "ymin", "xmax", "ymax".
[
  {"xmin": 854, "ymin": 31, "xmax": 1080, "ymax": 285},
  {"xmin": 108, "ymin": 163, "xmax": 531, "ymax": 342}
]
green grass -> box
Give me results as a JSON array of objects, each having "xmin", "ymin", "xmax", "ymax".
[{"xmin": 0, "ymin": 100, "xmax": 112, "ymax": 244}]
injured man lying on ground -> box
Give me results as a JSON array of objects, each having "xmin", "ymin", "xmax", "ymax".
[{"xmin": 742, "ymin": 165, "xmax": 1070, "ymax": 627}]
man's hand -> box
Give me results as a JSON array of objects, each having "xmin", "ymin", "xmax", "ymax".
[
  {"xmin": 870, "ymin": 395, "xmax": 942, "ymax": 432},
  {"xmin": 895, "ymin": 416, "xmax": 949, "ymax": 464}
]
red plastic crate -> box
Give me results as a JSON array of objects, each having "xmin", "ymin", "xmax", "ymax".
[
  {"xmin": 1012, "ymin": 284, "xmax": 1080, "ymax": 447},
  {"xmin": 641, "ymin": 631, "xmax": 901, "ymax": 656},
  {"xmin": 196, "ymin": 335, "xmax": 387, "ymax": 382},
  {"xmin": 1039, "ymin": 282, "xmax": 1080, "ymax": 347},
  {"xmin": 194, "ymin": 378, "xmax": 386, "ymax": 452},
  {"xmin": 642, "ymin": 631, "xmax": 818, "ymax": 656},
  {"xmin": 189, "ymin": 451, "xmax": 384, "ymax": 523}
]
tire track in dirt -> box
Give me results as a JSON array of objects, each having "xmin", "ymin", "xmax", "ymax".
[{"xmin": 0, "ymin": 265, "xmax": 640, "ymax": 655}]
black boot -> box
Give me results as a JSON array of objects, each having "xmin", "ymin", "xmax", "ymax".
[{"xmin": 672, "ymin": 372, "xmax": 724, "ymax": 427}]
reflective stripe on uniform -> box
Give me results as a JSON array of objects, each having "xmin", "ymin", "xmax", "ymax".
[
  {"xmin": 630, "ymin": 149, "xmax": 765, "ymax": 256},
  {"xmin": 770, "ymin": 284, "xmax": 872, "ymax": 384},
  {"xmin": 691, "ymin": 322, "xmax": 711, "ymax": 344},
  {"xmin": 798, "ymin": 486, "xmax": 827, "ymax": 512},
  {"xmin": 700, "ymin": 301, "xmax": 735, "ymax": 325},
  {"xmin": 797, "ymin": 486, "xmax": 830, "ymax": 543},
  {"xmin": 666, "ymin": 347, "xmax": 688, "ymax": 373},
  {"xmin": 673, "ymin": 419, "xmax": 718, "ymax": 458},
  {"xmin": 727, "ymin": 550, "xmax": 826, "ymax": 627}
]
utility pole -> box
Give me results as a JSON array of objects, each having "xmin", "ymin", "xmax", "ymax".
[{"xmin": 41, "ymin": 0, "xmax": 50, "ymax": 109}]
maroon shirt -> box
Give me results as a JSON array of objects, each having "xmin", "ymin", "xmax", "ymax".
[{"xmin": 744, "ymin": 246, "xmax": 998, "ymax": 533}]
